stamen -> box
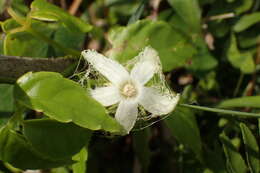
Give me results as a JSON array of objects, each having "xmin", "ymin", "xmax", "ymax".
[{"xmin": 121, "ymin": 83, "xmax": 137, "ymax": 98}]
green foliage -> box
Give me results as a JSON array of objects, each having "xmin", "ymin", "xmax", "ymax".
[
  {"xmin": 165, "ymin": 106, "xmax": 203, "ymax": 162},
  {"xmin": 240, "ymin": 123, "xmax": 260, "ymax": 173},
  {"xmin": 234, "ymin": 12, "xmax": 260, "ymax": 32},
  {"xmin": 0, "ymin": 84, "xmax": 14, "ymax": 115},
  {"xmin": 0, "ymin": 127, "xmax": 74, "ymax": 170},
  {"xmin": 227, "ymin": 34, "xmax": 255, "ymax": 74},
  {"xmin": 167, "ymin": 0, "xmax": 201, "ymax": 32},
  {"xmin": 108, "ymin": 19, "xmax": 197, "ymax": 71},
  {"xmin": 3, "ymin": 20, "xmax": 53, "ymax": 57},
  {"xmin": 23, "ymin": 119, "xmax": 91, "ymax": 159},
  {"xmin": 0, "ymin": 0, "xmax": 260, "ymax": 172},
  {"xmin": 30, "ymin": 0, "xmax": 92, "ymax": 33},
  {"xmin": 220, "ymin": 133, "xmax": 248, "ymax": 173},
  {"xmin": 219, "ymin": 96, "xmax": 260, "ymax": 108},
  {"xmin": 15, "ymin": 72, "xmax": 123, "ymax": 133},
  {"xmin": 72, "ymin": 147, "xmax": 88, "ymax": 173}
]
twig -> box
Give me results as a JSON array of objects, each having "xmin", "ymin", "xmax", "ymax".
[
  {"xmin": 60, "ymin": 0, "xmax": 67, "ymax": 10},
  {"xmin": 0, "ymin": 55, "xmax": 77, "ymax": 83},
  {"xmin": 206, "ymin": 12, "xmax": 235, "ymax": 21},
  {"xmin": 69, "ymin": 0, "xmax": 82, "ymax": 15}
]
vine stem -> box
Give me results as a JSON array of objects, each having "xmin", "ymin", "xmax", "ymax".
[
  {"xmin": 7, "ymin": 8, "xmax": 80, "ymax": 57},
  {"xmin": 179, "ymin": 103, "xmax": 260, "ymax": 118}
]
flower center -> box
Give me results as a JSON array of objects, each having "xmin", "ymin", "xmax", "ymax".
[{"xmin": 121, "ymin": 83, "xmax": 137, "ymax": 98}]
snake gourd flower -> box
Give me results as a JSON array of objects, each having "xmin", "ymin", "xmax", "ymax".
[{"xmin": 82, "ymin": 46, "xmax": 180, "ymax": 133}]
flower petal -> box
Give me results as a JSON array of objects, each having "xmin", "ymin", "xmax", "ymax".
[
  {"xmin": 91, "ymin": 86, "xmax": 121, "ymax": 106},
  {"xmin": 82, "ymin": 50, "xmax": 129, "ymax": 85},
  {"xmin": 115, "ymin": 100, "xmax": 138, "ymax": 133},
  {"xmin": 139, "ymin": 87, "xmax": 180, "ymax": 116},
  {"xmin": 130, "ymin": 47, "xmax": 160, "ymax": 85}
]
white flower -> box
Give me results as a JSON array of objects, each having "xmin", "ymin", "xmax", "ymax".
[{"xmin": 82, "ymin": 47, "xmax": 180, "ymax": 133}]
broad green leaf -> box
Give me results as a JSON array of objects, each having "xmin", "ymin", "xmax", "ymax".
[
  {"xmin": 0, "ymin": 84, "xmax": 14, "ymax": 115},
  {"xmin": 0, "ymin": 127, "xmax": 74, "ymax": 170},
  {"xmin": 23, "ymin": 119, "xmax": 91, "ymax": 160},
  {"xmin": 108, "ymin": 19, "xmax": 197, "ymax": 72},
  {"xmin": 159, "ymin": 12, "xmax": 217, "ymax": 72},
  {"xmin": 234, "ymin": 12, "xmax": 260, "ymax": 32},
  {"xmin": 165, "ymin": 106, "xmax": 203, "ymax": 161},
  {"xmin": 30, "ymin": 0, "xmax": 92, "ymax": 33},
  {"xmin": 15, "ymin": 72, "xmax": 123, "ymax": 133},
  {"xmin": 220, "ymin": 133, "xmax": 247, "ymax": 173},
  {"xmin": 106, "ymin": 0, "xmax": 139, "ymax": 24},
  {"xmin": 3, "ymin": 21, "xmax": 53, "ymax": 57},
  {"xmin": 4, "ymin": 32, "xmax": 49, "ymax": 57},
  {"xmin": 227, "ymin": 34, "xmax": 255, "ymax": 73},
  {"xmin": 167, "ymin": 0, "xmax": 201, "ymax": 32},
  {"xmin": 72, "ymin": 147, "xmax": 88, "ymax": 173},
  {"xmin": 187, "ymin": 51, "xmax": 217, "ymax": 72},
  {"xmin": 240, "ymin": 123, "xmax": 259, "ymax": 173},
  {"xmin": 238, "ymin": 33, "xmax": 260, "ymax": 48},
  {"xmin": 158, "ymin": 9, "xmax": 192, "ymax": 34},
  {"xmin": 133, "ymin": 128, "xmax": 151, "ymax": 173},
  {"xmin": 218, "ymin": 96, "xmax": 260, "ymax": 108},
  {"xmin": 235, "ymin": 0, "xmax": 253, "ymax": 15},
  {"xmin": 10, "ymin": 0, "xmax": 29, "ymax": 15},
  {"xmin": 53, "ymin": 25, "xmax": 85, "ymax": 57},
  {"xmin": 188, "ymin": 37, "xmax": 218, "ymax": 72}
]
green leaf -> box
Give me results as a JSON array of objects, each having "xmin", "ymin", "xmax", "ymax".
[
  {"xmin": 189, "ymin": 37, "xmax": 218, "ymax": 72},
  {"xmin": 204, "ymin": 144, "xmax": 228, "ymax": 173},
  {"xmin": 10, "ymin": 0, "xmax": 29, "ymax": 15},
  {"xmin": 15, "ymin": 72, "xmax": 123, "ymax": 133},
  {"xmin": 108, "ymin": 19, "xmax": 197, "ymax": 72},
  {"xmin": 159, "ymin": 12, "xmax": 217, "ymax": 72},
  {"xmin": 187, "ymin": 51, "xmax": 218, "ymax": 72},
  {"xmin": 227, "ymin": 34, "xmax": 255, "ymax": 74},
  {"xmin": 220, "ymin": 133, "xmax": 247, "ymax": 173},
  {"xmin": 0, "ymin": 84, "xmax": 14, "ymax": 115},
  {"xmin": 23, "ymin": 119, "xmax": 91, "ymax": 160},
  {"xmin": 30, "ymin": 0, "xmax": 92, "ymax": 33},
  {"xmin": 165, "ymin": 106, "xmax": 203, "ymax": 161},
  {"xmin": 53, "ymin": 25, "xmax": 85, "ymax": 57},
  {"xmin": 72, "ymin": 147, "xmax": 88, "ymax": 173},
  {"xmin": 167, "ymin": 0, "xmax": 201, "ymax": 32},
  {"xmin": 133, "ymin": 128, "xmax": 151, "ymax": 173},
  {"xmin": 235, "ymin": 0, "xmax": 253, "ymax": 15},
  {"xmin": 159, "ymin": 11, "xmax": 193, "ymax": 35},
  {"xmin": 127, "ymin": 0, "xmax": 147, "ymax": 25},
  {"xmin": 240, "ymin": 123, "xmax": 259, "ymax": 173},
  {"xmin": 218, "ymin": 96, "xmax": 260, "ymax": 108},
  {"xmin": 1, "ymin": 19, "xmax": 21, "ymax": 33},
  {"xmin": 180, "ymin": 104, "xmax": 260, "ymax": 118},
  {"xmin": 3, "ymin": 21, "xmax": 53, "ymax": 57},
  {"xmin": 0, "ymin": 127, "xmax": 74, "ymax": 170},
  {"xmin": 234, "ymin": 12, "xmax": 260, "ymax": 32}
]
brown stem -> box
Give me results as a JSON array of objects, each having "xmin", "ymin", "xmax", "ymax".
[
  {"xmin": 0, "ymin": 55, "xmax": 77, "ymax": 83},
  {"xmin": 69, "ymin": 0, "xmax": 82, "ymax": 15}
]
